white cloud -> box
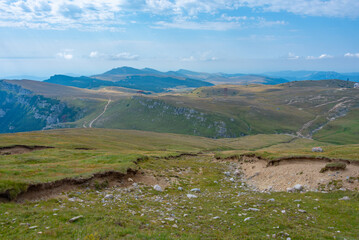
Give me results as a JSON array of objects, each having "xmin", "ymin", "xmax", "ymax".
[
  {"xmin": 89, "ymin": 51, "xmax": 99, "ymax": 58},
  {"xmin": 287, "ymin": 52, "xmax": 299, "ymax": 60},
  {"xmin": 109, "ymin": 52, "xmax": 139, "ymax": 60},
  {"xmin": 181, "ymin": 52, "xmax": 218, "ymax": 62},
  {"xmin": 344, "ymin": 52, "xmax": 359, "ymax": 58},
  {"xmin": 181, "ymin": 56, "xmax": 196, "ymax": 62},
  {"xmin": 56, "ymin": 50, "xmax": 73, "ymax": 60},
  {"xmin": 306, "ymin": 54, "xmax": 333, "ymax": 60},
  {"xmin": 0, "ymin": 0, "xmax": 358, "ymax": 30},
  {"xmin": 88, "ymin": 51, "xmax": 139, "ymax": 61}
]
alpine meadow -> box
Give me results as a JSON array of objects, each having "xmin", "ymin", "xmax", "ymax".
[{"xmin": 1, "ymin": 1, "xmax": 359, "ymax": 239}]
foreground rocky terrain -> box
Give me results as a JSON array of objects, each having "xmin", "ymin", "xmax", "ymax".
[{"xmin": 1, "ymin": 154, "xmax": 358, "ymax": 239}]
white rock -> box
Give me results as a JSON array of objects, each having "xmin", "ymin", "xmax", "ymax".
[
  {"xmin": 190, "ymin": 188, "xmax": 201, "ymax": 193},
  {"xmin": 286, "ymin": 188, "xmax": 294, "ymax": 193},
  {"xmin": 281, "ymin": 210, "xmax": 286, "ymax": 214},
  {"xmin": 267, "ymin": 198, "xmax": 275, "ymax": 202},
  {"xmin": 68, "ymin": 197, "xmax": 76, "ymax": 202},
  {"xmin": 187, "ymin": 194, "xmax": 198, "ymax": 199},
  {"xmin": 224, "ymin": 171, "xmax": 231, "ymax": 176},
  {"xmin": 298, "ymin": 209, "xmax": 307, "ymax": 213},
  {"xmin": 294, "ymin": 184, "xmax": 303, "ymax": 191},
  {"xmin": 69, "ymin": 215, "xmax": 83, "ymax": 223},
  {"xmin": 229, "ymin": 178, "xmax": 235, "ymax": 182},
  {"xmin": 339, "ymin": 196, "xmax": 350, "ymax": 201},
  {"xmin": 153, "ymin": 185, "xmax": 163, "ymax": 192},
  {"xmin": 178, "ymin": 187, "xmax": 183, "ymax": 191},
  {"xmin": 312, "ymin": 147, "xmax": 323, "ymax": 152},
  {"xmin": 247, "ymin": 208, "xmax": 260, "ymax": 212},
  {"xmin": 165, "ymin": 217, "xmax": 175, "ymax": 222},
  {"xmin": 213, "ymin": 216, "xmax": 220, "ymax": 220},
  {"xmin": 29, "ymin": 226, "xmax": 38, "ymax": 229},
  {"xmin": 244, "ymin": 217, "xmax": 253, "ymax": 222},
  {"xmin": 172, "ymin": 224, "xmax": 178, "ymax": 228},
  {"xmin": 104, "ymin": 194, "xmax": 114, "ymax": 199}
]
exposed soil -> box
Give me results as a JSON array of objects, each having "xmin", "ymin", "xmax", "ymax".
[
  {"xmin": 240, "ymin": 158, "xmax": 359, "ymax": 192},
  {"xmin": 3, "ymin": 167, "xmax": 175, "ymax": 203},
  {"xmin": 0, "ymin": 145, "xmax": 54, "ymax": 155}
]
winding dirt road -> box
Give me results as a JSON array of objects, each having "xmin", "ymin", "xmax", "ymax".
[{"xmin": 88, "ymin": 99, "xmax": 112, "ymax": 128}]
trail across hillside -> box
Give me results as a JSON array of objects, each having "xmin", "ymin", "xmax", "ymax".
[{"xmin": 88, "ymin": 99, "xmax": 112, "ymax": 128}]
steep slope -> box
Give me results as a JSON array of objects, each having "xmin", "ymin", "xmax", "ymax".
[{"xmin": 0, "ymin": 80, "xmax": 80, "ymax": 133}]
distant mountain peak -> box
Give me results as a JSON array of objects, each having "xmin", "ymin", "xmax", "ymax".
[{"xmin": 103, "ymin": 66, "xmax": 145, "ymax": 75}]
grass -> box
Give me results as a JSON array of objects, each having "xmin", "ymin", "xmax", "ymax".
[
  {"xmin": 320, "ymin": 162, "xmax": 347, "ymax": 173},
  {"xmin": 313, "ymin": 110, "xmax": 359, "ymax": 144},
  {"xmin": 0, "ymin": 155, "xmax": 358, "ymax": 239},
  {"xmin": 1, "ymin": 129, "xmax": 358, "ymax": 199},
  {"xmin": 215, "ymin": 138, "xmax": 359, "ymax": 161}
]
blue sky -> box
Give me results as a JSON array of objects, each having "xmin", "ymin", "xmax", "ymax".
[{"xmin": 0, "ymin": 0, "xmax": 359, "ymax": 78}]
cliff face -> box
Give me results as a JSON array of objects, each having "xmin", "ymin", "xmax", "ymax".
[{"xmin": 0, "ymin": 80, "xmax": 79, "ymax": 133}]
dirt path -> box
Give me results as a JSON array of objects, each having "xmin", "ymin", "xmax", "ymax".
[{"xmin": 89, "ymin": 99, "xmax": 111, "ymax": 128}]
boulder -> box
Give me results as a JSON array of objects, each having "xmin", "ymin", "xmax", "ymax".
[
  {"xmin": 294, "ymin": 184, "xmax": 303, "ymax": 191},
  {"xmin": 312, "ymin": 147, "xmax": 323, "ymax": 152},
  {"xmin": 153, "ymin": 185, "xmax": 163, "ymax": 192}
]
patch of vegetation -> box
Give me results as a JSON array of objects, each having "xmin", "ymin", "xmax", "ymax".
[{"xmin": 320, "ymin": 162, "xmax": 347, "ymax": 173}]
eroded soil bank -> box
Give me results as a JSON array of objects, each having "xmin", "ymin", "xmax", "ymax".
[{"xmin": 240, "ymin": 157, "xmax": 359, "ymax": 192}]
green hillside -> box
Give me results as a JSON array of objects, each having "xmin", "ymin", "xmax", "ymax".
[{"xmin": 0, "ymin": 80, "xmax": 79, "ymax": 133}]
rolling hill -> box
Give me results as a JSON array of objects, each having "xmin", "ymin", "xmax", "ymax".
[
  {"xmin": 1, "ymin": 77, "xmax": 358, "ymax": 144},
  {"xmin": 45, "ymin": 67, "xmax": 214, "ymax": 93}
]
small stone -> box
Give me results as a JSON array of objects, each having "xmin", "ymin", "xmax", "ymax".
[
  {"xmin": 339, "ymin": 196, "xmax": 350, "ymax": 201},
  {"xmin": 69, "ymin": 215, "xmax": 83, "ymax": 223},
  {"xmin": 29, "ymin": 226, "xmax": 38, "ymax": 229},
  {"xmin": 178, "ymin": 187, "xmax": 183, "ymax": 191},
  {"xmin": 68, "ymin": 197, "xmax": 76, "ymax": 202},
  {"xmin": 165, "ymin": 217, "xmax": 175, "ymax": 222},
  {"xmin": 267, "ymin": 198, "xmax": 275, "ymax": 202},
  {"xmin": 128, "ymin": 178, "xmax": 134, "ymax": 182},
  {"xmin": 104, "ymin": 194, "xmax": 114, "ymax": 199},
  {"xmin": 153, "ymin": 185, "xmax": 163, "ymax": 192},
  {"xmin": 244, "ymin": 217, "xmax": 253, "ymax": 222},
  {"xmin": 281, "ymin": 210, "xmax": 286, "ymax": 214},
  {"xmin": 247, "ymin": 208, "xmax": 260, "ymax": 212},
  {"xmin": 213, "ymin": 216, "xmax": 220, "ymax": 220},
  {"xmin": 187, "ymin": 194, "xmax": 198, "ymax": 199},
  {"xmin": 224, "ymin": 171, "xmax": 231, "ymax": 176},
  {"xmin": 298, "ymin": 209, "xmax": 307, "ymax": 213},
  {"xmin": 229, "ymin": 177, "xmax": 235, "ymax": 182},
  {"xmin": 286, "ymin": 188, "xmax": 294, "ymax": 193},
  {"xmin": 191, "ymin": 188, "xmax": 201, "ymax": 193},
  {"xmin": 172, "ymin": 224, "xmax": 178, "ymax": 228}
]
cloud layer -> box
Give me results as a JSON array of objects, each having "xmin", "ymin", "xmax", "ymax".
[{"xmin": 0, "ymin": 0, "xmax": 358, "ymax": 30}]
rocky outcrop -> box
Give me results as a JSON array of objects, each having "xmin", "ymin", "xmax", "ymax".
[{"xmin": 0, "ymin": 80, "xmax": 80, "ymax": 133}]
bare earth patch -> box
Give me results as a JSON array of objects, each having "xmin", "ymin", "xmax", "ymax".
[
  {"xmin": 0, "ymin": 145, "xmax": 53, "ymax": 155},
  {"xmin": 241, "ymin": 159, "xmax": 359, "ymax": 192}
]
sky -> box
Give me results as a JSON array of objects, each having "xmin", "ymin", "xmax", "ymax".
[{"xmin": 0, "ymin": 0, "xmax": 359, "ymax": 78}]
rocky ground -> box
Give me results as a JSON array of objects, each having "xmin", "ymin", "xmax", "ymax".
[{"xmin": 0, "ymin": 155, "xmax": 358, "ymax": 239}]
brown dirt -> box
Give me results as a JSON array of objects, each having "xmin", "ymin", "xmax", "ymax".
[
  {"xmin": 0, "ymin": 145, "xmax": 53, "ymax": 155},
  {"xmin": 6, "ymin": 168, "xmax": 175, "ymax": 203},
  {"xmin": 240, "ymin": 158, "xmax": 359, "ymax": 192}
]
